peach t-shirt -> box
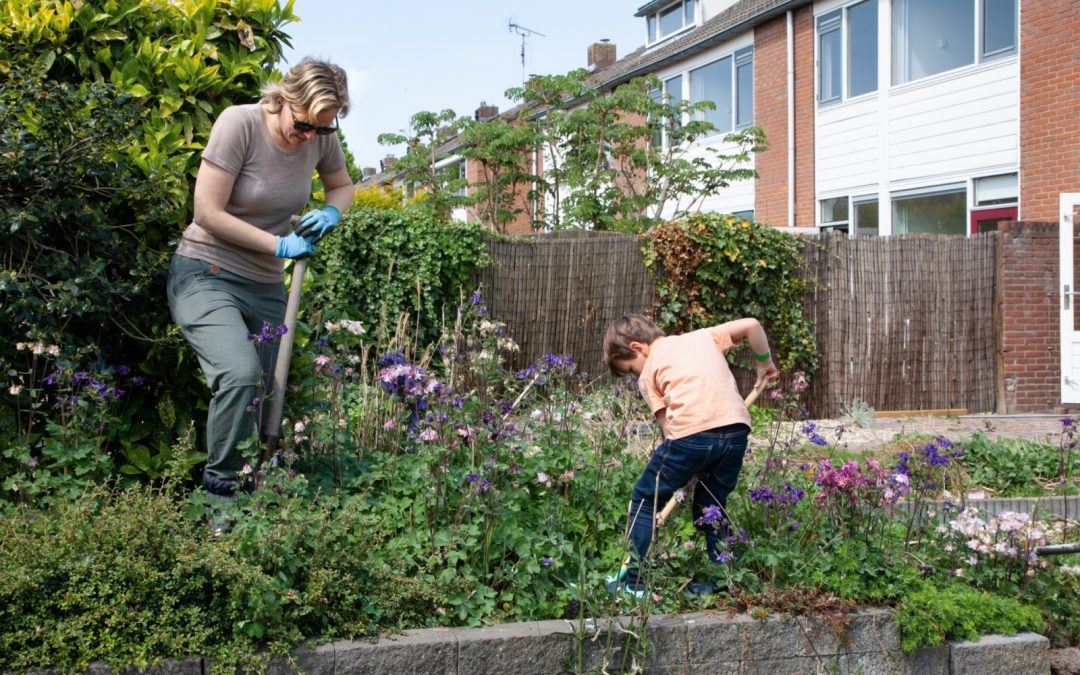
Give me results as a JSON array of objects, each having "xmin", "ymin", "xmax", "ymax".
[{"xmin": 637, "ymin": 324, "xmax": 752, "ymax": 439}]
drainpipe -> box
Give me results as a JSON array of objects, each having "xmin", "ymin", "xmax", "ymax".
[{"xmin": 787, "ymin": 10, "xmax": 795, "ymax": 229}]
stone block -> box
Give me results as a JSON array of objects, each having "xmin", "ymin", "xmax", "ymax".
[
  {"xmin": 333, "ymin": 628, "xmax": 457, "ymax": 675},
  {"xmin": 455, "ymin": 622, "xmax": 556, "ymax": 675},
  {"xmin": 267, "ymin": 641, "xmax": 338, "ymax": 674},
  {"xmin": 84, "ymin": 659, "xmax": 202, "ymax": 675},
  {"xmin": 950, "ymin": 632, "xmax": 1050, "ymax": 675},
  {"xmin": 640, "ymin": 614, "xmax": 688, "ymax": 669},
  {"xmin": 741, "ymin": 614, "xmax": 813, "ymax": 659},
  {"xmin": 687, "ymin": 662, "xmax": 740, "ymax": 675},
  {"xmin": 529, "ymin": 620, "xmax": 581, "ymax": 674},
  {"xmin": 685, "ymin": 611, "xmax": 745, "ymax": 665}
]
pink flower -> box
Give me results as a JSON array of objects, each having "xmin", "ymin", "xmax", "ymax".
[{"xmin": 418, "ymin": 428, "xmax": 438, "ymax": 442}]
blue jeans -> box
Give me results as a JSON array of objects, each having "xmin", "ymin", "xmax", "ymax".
[{"xmin": 625, "ymin": 424, "xmax": 748, "ymax": 587}]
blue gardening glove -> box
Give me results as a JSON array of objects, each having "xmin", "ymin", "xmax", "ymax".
[
  {"xmin": 294, "ymin": 205, "xmax": 341, "ymax": 244},
  {"xmin": 275, "ymin": 232, "xmax": 315, "ymax": 259}
]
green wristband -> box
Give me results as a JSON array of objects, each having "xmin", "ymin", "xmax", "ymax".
[{"xmin": 753, "ymin": 350, "xmax": 771, "ymax": 362}]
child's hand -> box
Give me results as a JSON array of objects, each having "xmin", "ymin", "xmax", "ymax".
[{"xmin": 754, "ymin": 359, "xmax": 779, "ymax": 391}]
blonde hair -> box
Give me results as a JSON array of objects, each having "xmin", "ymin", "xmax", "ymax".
[
  {"xmin": 603, "ymin": 314, "xmax": 665, "ymax": 375},
  {"xmin": 261, "ymin": 57, "xmax": 349, "ymax": 119}
]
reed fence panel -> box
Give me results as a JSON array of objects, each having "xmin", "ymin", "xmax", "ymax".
[
  {"xmin": 473, "ymin": 230, "xmax": 998, "ymax": 417},
  {"xmin": 473, "ymin": 231, "xmax": 656, "ymax": 376},
  {"xmin": 801, "ymin": 231, "xmax": 998, "ymax": 417}
]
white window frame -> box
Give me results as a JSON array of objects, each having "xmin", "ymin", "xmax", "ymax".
[
  {"xmin": 816, "ymin": 0, "xmax": 879, "ymax": 107},
  {"xmin": 678, "ymin": 46, "xmax": 755, "ymax": 140},
  {"xmin": 646, "ymin": 0, "xmax": 699, "ymax": 46},
  {"xmin": 892, "ymin": 0, "xmax": 1017, "ymax": 86},
  {"xmin": 891, "ymin": 183, "xmax": 968, "ymax": 235}
]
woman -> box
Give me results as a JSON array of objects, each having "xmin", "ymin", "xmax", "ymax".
[{"xmin": 167, "ymin": 58, "xmax": 354, "ymax": 500}]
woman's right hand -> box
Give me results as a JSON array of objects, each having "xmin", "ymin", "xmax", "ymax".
[{"xmin": 275, "ymin": 233, "xmax": 315, "ymax": 259}]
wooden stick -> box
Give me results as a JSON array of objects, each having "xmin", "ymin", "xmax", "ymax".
[{"xmin": 258, "ymin": 217, "xmax": 306, "ymax": 476}]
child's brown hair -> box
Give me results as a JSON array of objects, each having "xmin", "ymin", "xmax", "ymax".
[{"xmin": 603, "ymin": 314, "xmax": 665, "ymax": 375}]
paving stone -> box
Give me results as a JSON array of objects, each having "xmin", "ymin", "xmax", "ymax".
[{"xmin": 950, "ymin": 632, "xmax": 1050, "ymax": 675}]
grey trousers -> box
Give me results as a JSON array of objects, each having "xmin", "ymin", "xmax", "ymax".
[{"xmin": 167, "ymin": 254, "xmax": 286, "ymax": 494}]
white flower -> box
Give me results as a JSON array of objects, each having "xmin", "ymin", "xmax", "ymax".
[
  {"xmin": 8, "ymin": 384, "xmax": 22, "ymax": 395},
  {"xmin": 294, "ymin": 421, "xmax": 306, "ymax": 433}
]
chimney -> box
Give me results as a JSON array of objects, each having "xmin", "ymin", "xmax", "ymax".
[
  {"xmin": 588, "ymin": 40, "xmax": 617, "ymax": 71},
  {"xmin": 362, "ymin": 166, "xmax": 376, "ymax": 180},
  {"xmin": 474, "ymin": 101, "xmax": 499, "ymax": 122},
  {"xmin": 380, "ymin": 155, "xmax": 397, "ymax": 172}
]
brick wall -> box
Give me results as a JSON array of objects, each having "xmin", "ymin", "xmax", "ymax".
[
  {"xmin": 999, "ymin": 221, "xmax": 1060, "ymax": 412},
  {"xmin": 753, "ymin": 6, "xmax": 816, "ymax": 229},
  {"xmin": 464, "ymin": 153, "xmax": 537, "ymax": 236},
  {"xmin": 1020, "ymin": 0, "xmax": 1080, "ymax": 221}
]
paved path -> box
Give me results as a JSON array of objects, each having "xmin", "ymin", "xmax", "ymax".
[{"xmin": 809, "ymin": 413, "xmax": 1072, "ymax": 451}]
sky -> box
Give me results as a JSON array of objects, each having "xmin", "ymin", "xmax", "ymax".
[{"xmin": 280, "ymin": 1, "xmax": 646, "ymax": 172}]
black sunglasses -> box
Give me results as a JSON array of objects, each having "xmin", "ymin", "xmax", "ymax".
[{"xmin": 293, "ymin": 120, "xmax": 338, "ymax": 136}]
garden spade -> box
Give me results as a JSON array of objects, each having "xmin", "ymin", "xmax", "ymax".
[
  {"xmin": 257, "ymin": 216, "xmax": 307, "ymax": 478},
  {"xmin": 612, "ymin": 383, "xmax": 765, "ymax": 583}
]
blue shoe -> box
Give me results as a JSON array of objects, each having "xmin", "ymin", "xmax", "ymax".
[{"xmin": 606, "ymin": 578, "xmax": 646, "ymax": 599}]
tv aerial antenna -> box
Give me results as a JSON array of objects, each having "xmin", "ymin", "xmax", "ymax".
[{"xmin": 508, "ymin": 20, "xmax": 545, "ymax": 86}]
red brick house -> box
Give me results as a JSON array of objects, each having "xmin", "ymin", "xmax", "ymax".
[{"xmin": 363, "ymin": 0, "xmax": 1079, "ymax": 411}]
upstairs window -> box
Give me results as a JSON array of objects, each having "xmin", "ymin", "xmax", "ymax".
[
  {"xmin": 892, "ymin": 0, "xmax": 1016, "ymax": 85},
  {"xmin": 817, "ymin": 0, "xmax": 878, "ymax": 106},
  {"xmin": 689, "ymin": 47, "xmax": 755, "ymax": 135},
  {"xmin": 646, "ymin": 0, "xmax": 697, "ymax": 44}
]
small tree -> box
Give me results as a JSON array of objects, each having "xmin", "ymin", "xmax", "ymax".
[
  {"xmin": 456, "ymin": 118, "xmax": 539, "ymax": 233},
  {"xmin": 504, "ymin": 70, "xmax": 766, "ymax": 232},
  {"xmin": 377, "ymin": 109, "xmax": 469, "ymax": 220}
]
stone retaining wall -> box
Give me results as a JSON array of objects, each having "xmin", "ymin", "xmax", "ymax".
[{"xmin": 37, "ymin": 607, "xmax": 1051, "ymax": 675}]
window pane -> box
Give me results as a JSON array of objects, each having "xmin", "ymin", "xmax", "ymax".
[
  {"xmin": 848, "ymin": 0, "xmax": 878, "ymax": 97},
  {"xmin": 685, "ymin": 0, "xmax": 696, "ymax": 24},
  {"xmin": 818, "ymin": 12, "xmax": 842, "ymax": 103},
  {"xmin": 665, "ymin": 75, "xmax": 683, "ymax": 104},
  {"xmin": 736, "ymin": 49, "xmax": 754, "ymax": 127},
  {"xmin": 854, "ymin": 199, "xmax": 879, "ymax": 236},
  {"xmin": 690, "ymin": 57, "xmax": 732, "ymax": 133},
  {"xmin": 660, "ymin": 3, "xmax": 684, "ymax": 37},
  {"xmin": 821, "ymin": 196, "xmax": 849, "ymax": 224},
  {"xmin": 983, "ymin": 0, "xmax": 1016, "ymax": 56},
  {"xmin": 892, "ymin": 191, "xmax": 966, "ymax": 234},
  {"xmin": 648, "ymin": 15, "xmax": 657, "ymax": 42},
  {"xmin": 974, "ymin": 173, "xmax": 1017, "ymax": 205},
  {"xmin": 649, "ymin": 88, "xmax": 663, "ymax": 148},
  {"xmin": 665, "ymin": 75, "xmax": 683, "ymax": 140},
  {"xmin": 893, "ymin": 0, "xmax": 974, "ymax": 84}
]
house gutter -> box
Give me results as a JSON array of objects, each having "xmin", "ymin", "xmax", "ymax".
[{"xmin": 787, "ymin": 9, "xmax": 795, "ymax": 229}]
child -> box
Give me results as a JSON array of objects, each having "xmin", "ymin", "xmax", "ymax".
[{"xmin": 603, "ymin": 313, "xmax": 779, "ymax": 594}]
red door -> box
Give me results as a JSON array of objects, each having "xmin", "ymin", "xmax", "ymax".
[{"xmin": 970, "ymin": 207, "xmax": 1017, "ymax": 234}]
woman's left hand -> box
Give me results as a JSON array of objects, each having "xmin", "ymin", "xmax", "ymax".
[{"xmin": 295, "ymin": 205, "xmax": 341, "ymax": 243}]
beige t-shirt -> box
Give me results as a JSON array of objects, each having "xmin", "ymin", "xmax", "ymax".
[
  {"xmin": 637, "ymin": 324, "xmax": 753, "ymax": 439},
  {"xmin": 175, "ymin": 103, "xmax": 346, "ymax": 283}
]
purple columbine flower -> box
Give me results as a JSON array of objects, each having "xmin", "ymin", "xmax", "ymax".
[{"xmin": 542, "ymin": 557, "xmax": 553, "ymax": 567}]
